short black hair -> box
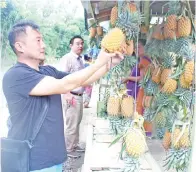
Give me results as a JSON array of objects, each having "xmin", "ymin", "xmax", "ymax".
[
  {"xmin": 138, "ymin": 39, "xmax": 146, "ymax": 46},
  {"xmin": 8, "ymin": 20, "xmax": 39, "ymax": 54},
  {"xmin": 69, "ymin": 35, "xmax": 84, "ymax": 45}
]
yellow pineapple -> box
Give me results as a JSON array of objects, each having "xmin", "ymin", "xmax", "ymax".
[
  {"xmin": 125, "ymin": 128, "xmax": 146, "ymax": 157},
  {"xmin": 89, "ymin": 27, "xmax": 96, "ymax": 38},
  {"xmin": 165, "ymin": 15, "xmax": 177, "ymax": 30},
  {"xmin": 162, "ymin": 131, "xmax": 171, "ymax": 150},
  {"xmin": 97, "ymin": 26, "xmax": 103, "ymax": 36},
  {"xmin": 162, "ymin": 78, "xmax": 177, "ymax": 94},
  {"xmin": 172, "ymin": 128, "xmax": 181, "ymax": 149},
  {"xmin": 151, "ymin": 67, "xmax": 162, "ymax": 84},
  {"xmin": 110, "ymin": 6, "xmax": 118, "ymax": 26},
  {"xmin": 121, "ymin": 96, "xmax": 134, "ymax": 117},
  {"xmin": 125, "ymin": 40, "xmax": 134, "ymax": 56},
  {"xmin": 179, "ymin": 73, "xmax": 191, "ymax": 88},
  {"xmin": 107, "ymin": 97, "xmax": 121, "ymax": 116},
  {"xmin": 161, "ymin": 69, "xmax": 172, "ymax": 85},
  {"xmin": 163, "ymin": 25, "xmax": 176, "ymax": 39},
  {"xmin": 184, "ymin": 60, "xmax": 194, "ymax": 84},
  {"xmin": 101, "ymin": 28, "xmax": 126, "ymax": 53},
  {"xmin": 177, "ymin": 16, "xmax": 192, "ymax": 37},
  {"xmin": 179, "ymin": 128, "xmax": 191, "ymax": 148}
]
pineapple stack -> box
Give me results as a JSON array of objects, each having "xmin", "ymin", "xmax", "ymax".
[{"xmin": 143, "ymin": 1, "xmax": 195, "ymax": 171}]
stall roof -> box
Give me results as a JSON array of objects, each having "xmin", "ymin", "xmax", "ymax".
[{"xmin": 81, "ymin": 0, "xmax": 195, "ymax": 23}]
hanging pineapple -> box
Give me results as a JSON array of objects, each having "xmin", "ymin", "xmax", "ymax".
[
  {"xmin": 162, "ymin": 130, "xmax": 172, "ymax": 150},
  {"xmin": 89, "ymin": 27, "xmax": 97, "ymax": 38},
  {"xmin": 177, "ymin": 16, "xmax": 192, "ymax": 38},
  {"xmin": 151, "ymin": 66, "xmax": 162, "ymax": 84},
  {"xmin": 96, "ymin": 26, "xmax": 103, "ymax": 36},
  {"xmin": 179, "ymin": 73, "xmax": 191, "ymax": 88},
  {"xmin": 101, "ymin": 28, "xmax": 126, "ymax": 53},
  {"xmin": 107, "ymin": 96, "xmax": 121, "ymax": 116},
  {"xmin": 165, "ymin": 15, "xmax": 178, "ymax": 30},
  {"xmin": 121, "ymin": 95, "xmax": 134, "ymax": 117},
  {"xmin": 152, "ymin": 23, "xmax": 164, "ymax": 40},
  {"xmin": 110, "ymin": 5, "xmax": 118, "ymax": 27},
  {"xmin": 127, "ymin": 2, "xmax": 137, "ymax": 13},
  {"xmin": 162, "ymin": 78, "xmax": 177, "ymax": 94},
  {"xmin": 184, "ymin": 60, "xmax": 194, "ymax": 84}
]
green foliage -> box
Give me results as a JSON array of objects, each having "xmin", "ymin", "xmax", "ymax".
[{"xmin": 1, "ymin": 0, "xmax": 88, "ymax": 67}]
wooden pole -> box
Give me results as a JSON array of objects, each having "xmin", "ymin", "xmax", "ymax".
[{"xmin": 144, "ymin": 1, "xmax": 150, "ymax": 27}]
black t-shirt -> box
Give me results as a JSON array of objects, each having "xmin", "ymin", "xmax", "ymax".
[{"xmin": 2, "ymin": 62, "xmax": 69, "ymax": 170}]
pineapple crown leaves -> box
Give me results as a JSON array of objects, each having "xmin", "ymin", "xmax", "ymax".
[
  {"xmin": 167, "ymin": 0, "xmax": 181, "ymax": 16},
  {"xmin": 161, "ymin": 53, "xmax": 175, "ymax": 69},
  {"xmin": 139, "ymin": 67, "xmax": 151, "ymax": 88},
  {"xmin": 163, "ymin": 148, "xmax": 191, "ymax": 171},
  {"xmin": 169, "ymin": 63, "xmax": 184, "ymax": 80},
  {"xmin": 144, "ymin": 79, "xmax": 159, "ymax": 96}
]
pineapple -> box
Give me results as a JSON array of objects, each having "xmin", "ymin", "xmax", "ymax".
[
  {"xmin": 107, "ymin": 97, "xmax": 121, "ymax": 116},
  {"xmin": 125, "ymin": 40, "xmax": 134, "ymax": 56},
  {"xmin": 155, "ymin": 112, "xmax": 166, "ymax": 128},
  {"xmin": 101, "ymin": 28, "xmax": 126, "ymax": 53},
  {"xmin": 165, "ymin": 15, "xmax": 177, "ymax": 30},
  {"xmin": 162, "ymin": 78, "xmax": 177, "ymax": 94},
  {"xmin": 177, "ymin": 16, "xmax": 192, "ymax": 37},
  {"xmin": 172, "ymin": 128, "xmax": 181, "ymax": 149},
  {"xmin": 163, "ymin": 25, "xmax": 176, "ymax": 39},
  {"xmin": 110, "ymin": 6, "xmax": 118, "ymax": 27},
  {"xmin": 162, "ymin": 130, "xmax": 171, "ymax": 150},
  {"xmin": 184, "ymin": 60, "xmax": 194, "ymax": 84},
  {"xmin": 161, "ymin": 69, "xmax": 173, "ymax": 85},
  {"xmin": 179, "ymin": 73, "xmax": 191, "ymax": 88},
  {"xmin": 89, "ymin": 27, "xmax": 96, "ymax": 38},
  {"xmin": 125, "ymin": 128, "xmax": 146, "ymax": 158},
  {"xmin": 151, "ymin": 67, "xmax": 162, "ymax": 84},
  {"xmin": 121, "ymin": 96, "xmax": 134, "ymax": 117},
  {"xmin": 179, "ymin": 128, "xmax": 191, "ymax": 148},
  {"xmin": 97, "ymin": 26, "xmax": 103, "ymax": 36}
]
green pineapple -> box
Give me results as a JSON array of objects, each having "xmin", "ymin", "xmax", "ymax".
[{"xmin": 155, "ymin": 112, "xmax": 166, "ymax": 128}]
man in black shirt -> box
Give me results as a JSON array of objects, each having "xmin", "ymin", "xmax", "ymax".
[{"xmin": 2, "ymin": 20, "xmax": 123, "ymax": 171}]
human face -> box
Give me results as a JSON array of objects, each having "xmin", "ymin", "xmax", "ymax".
[
  {"xmin": 15, "ymin": 26, "xmax": 46, "ymax": 61},
  {"xmin": 135, "ymin": 42, "xmax": 145, "ymax": 57},
  {"xmin": 70, "ymin": 38, "xmax": 84, "ymax": 55}
]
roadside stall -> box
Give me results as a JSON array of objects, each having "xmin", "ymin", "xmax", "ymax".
[{"xmin": 80, "ymin": 1, "xmax": 195, "ymax": 172}]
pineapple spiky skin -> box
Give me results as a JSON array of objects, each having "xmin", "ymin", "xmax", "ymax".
[
  {"xmin": 184, "ymin": 60, "xmax": 194, "ymax": 84},
  {"xmin": 155, "ymin": 112, "xmax": 166, "ymax": 128},
  {"xmin": 110, "ymin": 6, "xmax": 118, "ymax": 27},
  {"xmin": 162, "ymin": 79, "xmax": 177, "ymax": 94},
  {"xmin": 151, "ymin": 67, "xmax": 162, "ymax": 84},
  {"xmin": 125, "ymin": 128, "xmax": 146, "ymax": 158},
  {"xmin": 179, "ymin": 73, "xmax": 191, "ymax": 88},
  {"xmin": 107, "ymin": 97, "xmax": 121, "ymax": 116},
  {"xmin": 180, "ymin": 128, "xmax": 191, "ymax": 148},
  {"xmin": 89, "ymin": 27, "xmax": 96, "ymax": 38},
  {"xmin": 172, "ymin": 128, "xmax": 181, "ymax": 149},
  {"xmin": 165, "ymin": 15, "xmax": 177, "ymax": 30},
  {"xmin": 162, "ymin": 131, "xmax": 171, "ymax": 150},
  {"xmin": 163, "ymin": 26, "xmax": 176, "ymax": 40},
  {"xmin": 121, "ymin": 96, "xmax": 134, "ymax": 117},
  {"xmin": 161, "ymin": 69, "xmax": 172, "ymax": 85},
  {"xmin": 177, "ymin": 16, "xmax": 192, "ymax": 38},
  {"xmin": 96, "ymin": 26, "xmax": 103, "ymax": 36},
  {"xmin": 101, "ymin": 28, "xmax": 126, "ymax": 53}
]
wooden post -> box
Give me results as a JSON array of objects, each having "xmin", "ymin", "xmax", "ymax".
[{"xmin": 144, "ymin": 1, "xmax": 150, "ymax": 27}]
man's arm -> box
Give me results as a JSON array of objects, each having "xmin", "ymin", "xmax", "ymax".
[{"xmin": 30, "ymin": 50, "xmax": 123, "ymax": 96}]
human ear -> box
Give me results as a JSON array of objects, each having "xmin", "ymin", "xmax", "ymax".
[{"xmin": 14, "ymin": 42, "xmax": 25, "ymax": 53}]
